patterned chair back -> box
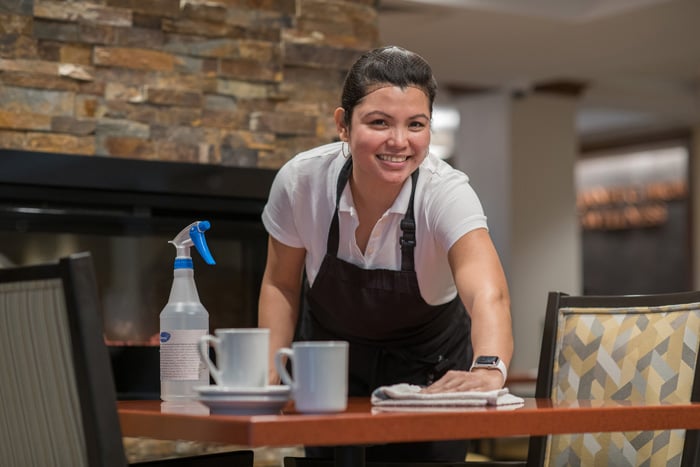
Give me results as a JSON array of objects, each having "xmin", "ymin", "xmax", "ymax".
[{"xmin": 528, "ymin": 291, "xmax": 700, "ymax": 467}]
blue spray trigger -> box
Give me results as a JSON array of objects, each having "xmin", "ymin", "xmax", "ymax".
[{"xmin": 190, "ymin": 221, "xmax": 216, "ymax": 265}]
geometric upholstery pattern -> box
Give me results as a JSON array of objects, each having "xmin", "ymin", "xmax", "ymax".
[{"xmin": 541, "ymin": 298, "xmax": 700, "ymax": 467}]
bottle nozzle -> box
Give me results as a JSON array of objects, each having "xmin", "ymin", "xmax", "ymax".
[
  {"xmin": 190, "ymin": 221, "xmax": 215, "ymax": 265},
  {"xmin": 169, "ymin": 220, "xmax": 216, "ymax": 267}
]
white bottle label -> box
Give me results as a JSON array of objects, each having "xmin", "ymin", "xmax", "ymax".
[{"xmin": 160, "ymin": 329, "xmax": 207, "ymax": 381}]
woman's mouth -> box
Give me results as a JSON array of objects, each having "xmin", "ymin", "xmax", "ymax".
[{"xmin": 377, "ymin": 154, "xmax": 409, "ymax": 163}]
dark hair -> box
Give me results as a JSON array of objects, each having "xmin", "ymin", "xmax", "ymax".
[{"xmin": 340, "ymin": 45, "xmax": 438, "ymax": 126}]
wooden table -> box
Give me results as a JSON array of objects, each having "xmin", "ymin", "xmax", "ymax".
[{"xmin": 118, "ymin": 398, "xmax": 700, "ymax": 466}]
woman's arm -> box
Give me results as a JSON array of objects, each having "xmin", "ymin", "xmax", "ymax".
[
  {"xmin": 424, "ymin": 227, "xmax": 513, "ymax": 392},
  {"xmin": 258, "ymin": 235, "xmax": 307, "ymax": 384}
]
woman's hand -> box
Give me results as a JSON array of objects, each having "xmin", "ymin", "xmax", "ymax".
[
  {"xmin": 268, "ymin": 372, "xmax": 282, "ymax": 386},
  {"xmin": 421, "ymin": 369, "xmax": 504, "ymax": 393},
  {"xmin": 446, "ymin": 229, "xmax": 513, "ymax": 394}
]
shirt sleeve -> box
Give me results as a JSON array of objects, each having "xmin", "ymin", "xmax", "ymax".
[
  {"xmin": 425, "ymin": 168, "xmax": 488, "ymax": 252},
  {"xmin": 261, "ymin": 162, "xmax": 305, "ymax": 248}
]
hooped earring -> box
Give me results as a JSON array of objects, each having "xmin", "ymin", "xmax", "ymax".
[{"xmin": 341, "ymin": 141, "xmax": 350, "ymax": 159}]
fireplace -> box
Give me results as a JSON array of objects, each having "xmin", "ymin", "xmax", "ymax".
[{"xmin": 0, "ymin": 149, "xmax": 275, "ymax": 398}]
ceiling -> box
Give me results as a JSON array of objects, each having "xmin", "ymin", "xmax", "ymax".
[{"xmin": 377, "ymin": 0, "xmax": 700, "ymax": 145}]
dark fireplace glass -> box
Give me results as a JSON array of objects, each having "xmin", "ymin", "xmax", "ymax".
[
  {"xmin": 0, "ymin": 229, "xmax": 266, "ymax": 343},
  {"xmin": 0, "ymin": 150, "xmax": 275, "ymax": 399},
  {"xmin": 0, "ymin": 150, "xmax": 274, "ymax": 344}
]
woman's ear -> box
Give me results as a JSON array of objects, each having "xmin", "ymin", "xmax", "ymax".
[{"xmin": 334, "ymin": 107, "xmax": 348, "ymax": 141}]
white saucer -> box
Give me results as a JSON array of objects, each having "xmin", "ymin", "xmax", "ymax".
[
  {"xmin": 197, "ymin": 394, "xmax": 289, "ymax": 415},
  {"xmin": 194, "ymin": 385, "xmax": 291, "ymax": 398}
]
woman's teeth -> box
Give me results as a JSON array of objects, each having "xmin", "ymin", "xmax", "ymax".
[{"xmin": 378, "ymin": 154, "xmax": 408, "ymax": 162}]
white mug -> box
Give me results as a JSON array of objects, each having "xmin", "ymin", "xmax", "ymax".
[
  {"xmin": 274, "ymin": 341, "xmax": 349, "ymax": 413},
  {"xmin": 199, "ymin": 328, "xmax": 269, "ymax": 387}
]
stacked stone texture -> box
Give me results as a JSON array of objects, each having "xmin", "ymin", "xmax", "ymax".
[{"xmin": 0, "ymin": 0, "xmax": 378, "ymax": 168}]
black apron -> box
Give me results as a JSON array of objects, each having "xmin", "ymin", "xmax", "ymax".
[{"xmin": 299, "ymin": 158, "xmax": 473, "ymax": 462}]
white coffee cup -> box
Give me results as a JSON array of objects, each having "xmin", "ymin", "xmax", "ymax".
[
  {"xmin": 274, "ymin": 341, "xmax": 349, "ymax": 413},
  {"xmin": 199, "ymin": 328, "xmax": 269, "ymax": 387}
]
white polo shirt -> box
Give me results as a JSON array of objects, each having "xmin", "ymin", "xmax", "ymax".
[{"xmin": 262, "ymin": 141, "xmax": 488, "ymax": 306}]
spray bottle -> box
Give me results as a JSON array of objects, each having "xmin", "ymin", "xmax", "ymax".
[{"xmin": 160, "ymin": 220, "xmax": 216, "ymax": 401}]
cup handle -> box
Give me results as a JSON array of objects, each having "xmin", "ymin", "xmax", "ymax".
[
  {"xmin": 199, "ymin": 335, "xmax": 221, "ymax": 385},
  {"xmin": 274, "ymin": 348, "xmax": 295, "ymax": 387}
]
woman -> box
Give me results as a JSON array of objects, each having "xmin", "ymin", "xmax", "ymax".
[{"xmin": 259, "ymin": 45, "xmax": 513, "ymax": 462}]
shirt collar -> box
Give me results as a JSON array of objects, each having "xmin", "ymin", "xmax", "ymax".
[{"xmin": 338, "ymin": 169, "xmax": 416, "ymax": 215}]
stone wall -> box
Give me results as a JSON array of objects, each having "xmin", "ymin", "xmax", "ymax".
[{"xmin": 0, "ymin": 0, "xmax": 379, "ymax": 168}]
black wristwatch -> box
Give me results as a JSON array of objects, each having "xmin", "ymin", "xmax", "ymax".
[{"xmin": 470, "ymin": 355, "xmax": 507, "ymax": 383}]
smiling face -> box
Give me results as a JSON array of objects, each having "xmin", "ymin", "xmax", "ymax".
[{"xmin": 335, "ymin": 85, "xmax": 432, "ymax": 194}]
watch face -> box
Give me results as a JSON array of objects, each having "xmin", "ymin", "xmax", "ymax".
[{"xmin": 475, "ymin": 356, "xmax": 500, "ymax": 365}]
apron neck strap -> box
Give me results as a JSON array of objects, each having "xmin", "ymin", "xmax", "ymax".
[
  {"xmin": 327, "ymin": 157, "xmax": 419, "ymax": 272},
  {"xmin": 327, "ymin": 157, "xmax": 354, "ymax": 256},
  {"xmin": 400, "ymin": 169, "xmax": 419, "ymax": 272}
]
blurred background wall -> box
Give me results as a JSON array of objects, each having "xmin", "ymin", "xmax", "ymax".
[{"xmin": 2, "ymin": 0, "xmax": 700, "ymax": 374}]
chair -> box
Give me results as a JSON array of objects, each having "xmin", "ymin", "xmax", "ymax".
[
  {"xmin": 527, "ymin": 291, "xmax": 700, "ymax": 467},
  {"xmin": 0, "ymin": 252, "xmax": 253, "ymax": 467}
]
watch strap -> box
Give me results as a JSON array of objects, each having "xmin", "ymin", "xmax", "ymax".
[{"xmin": 470, "ymin": 357, "xmax": 508, "ymax": 385}]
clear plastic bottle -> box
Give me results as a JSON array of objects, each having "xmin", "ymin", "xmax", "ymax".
[{"xmin": 160, "ymin": 221, "xmax": 215, "ymax": 401}]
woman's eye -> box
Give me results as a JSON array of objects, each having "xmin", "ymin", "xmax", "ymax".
[
  {"xmin": 410, "ymin": 121, "xmax": 427, "ymax": 129},
  {"xmin": 370, "ymin": 119, "xmax": 388, "ymax": 126}
]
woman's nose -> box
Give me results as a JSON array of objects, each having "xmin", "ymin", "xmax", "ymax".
[{"xmin": 387, "ymin": 127, "xmax": 408, "ymax": 146}]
